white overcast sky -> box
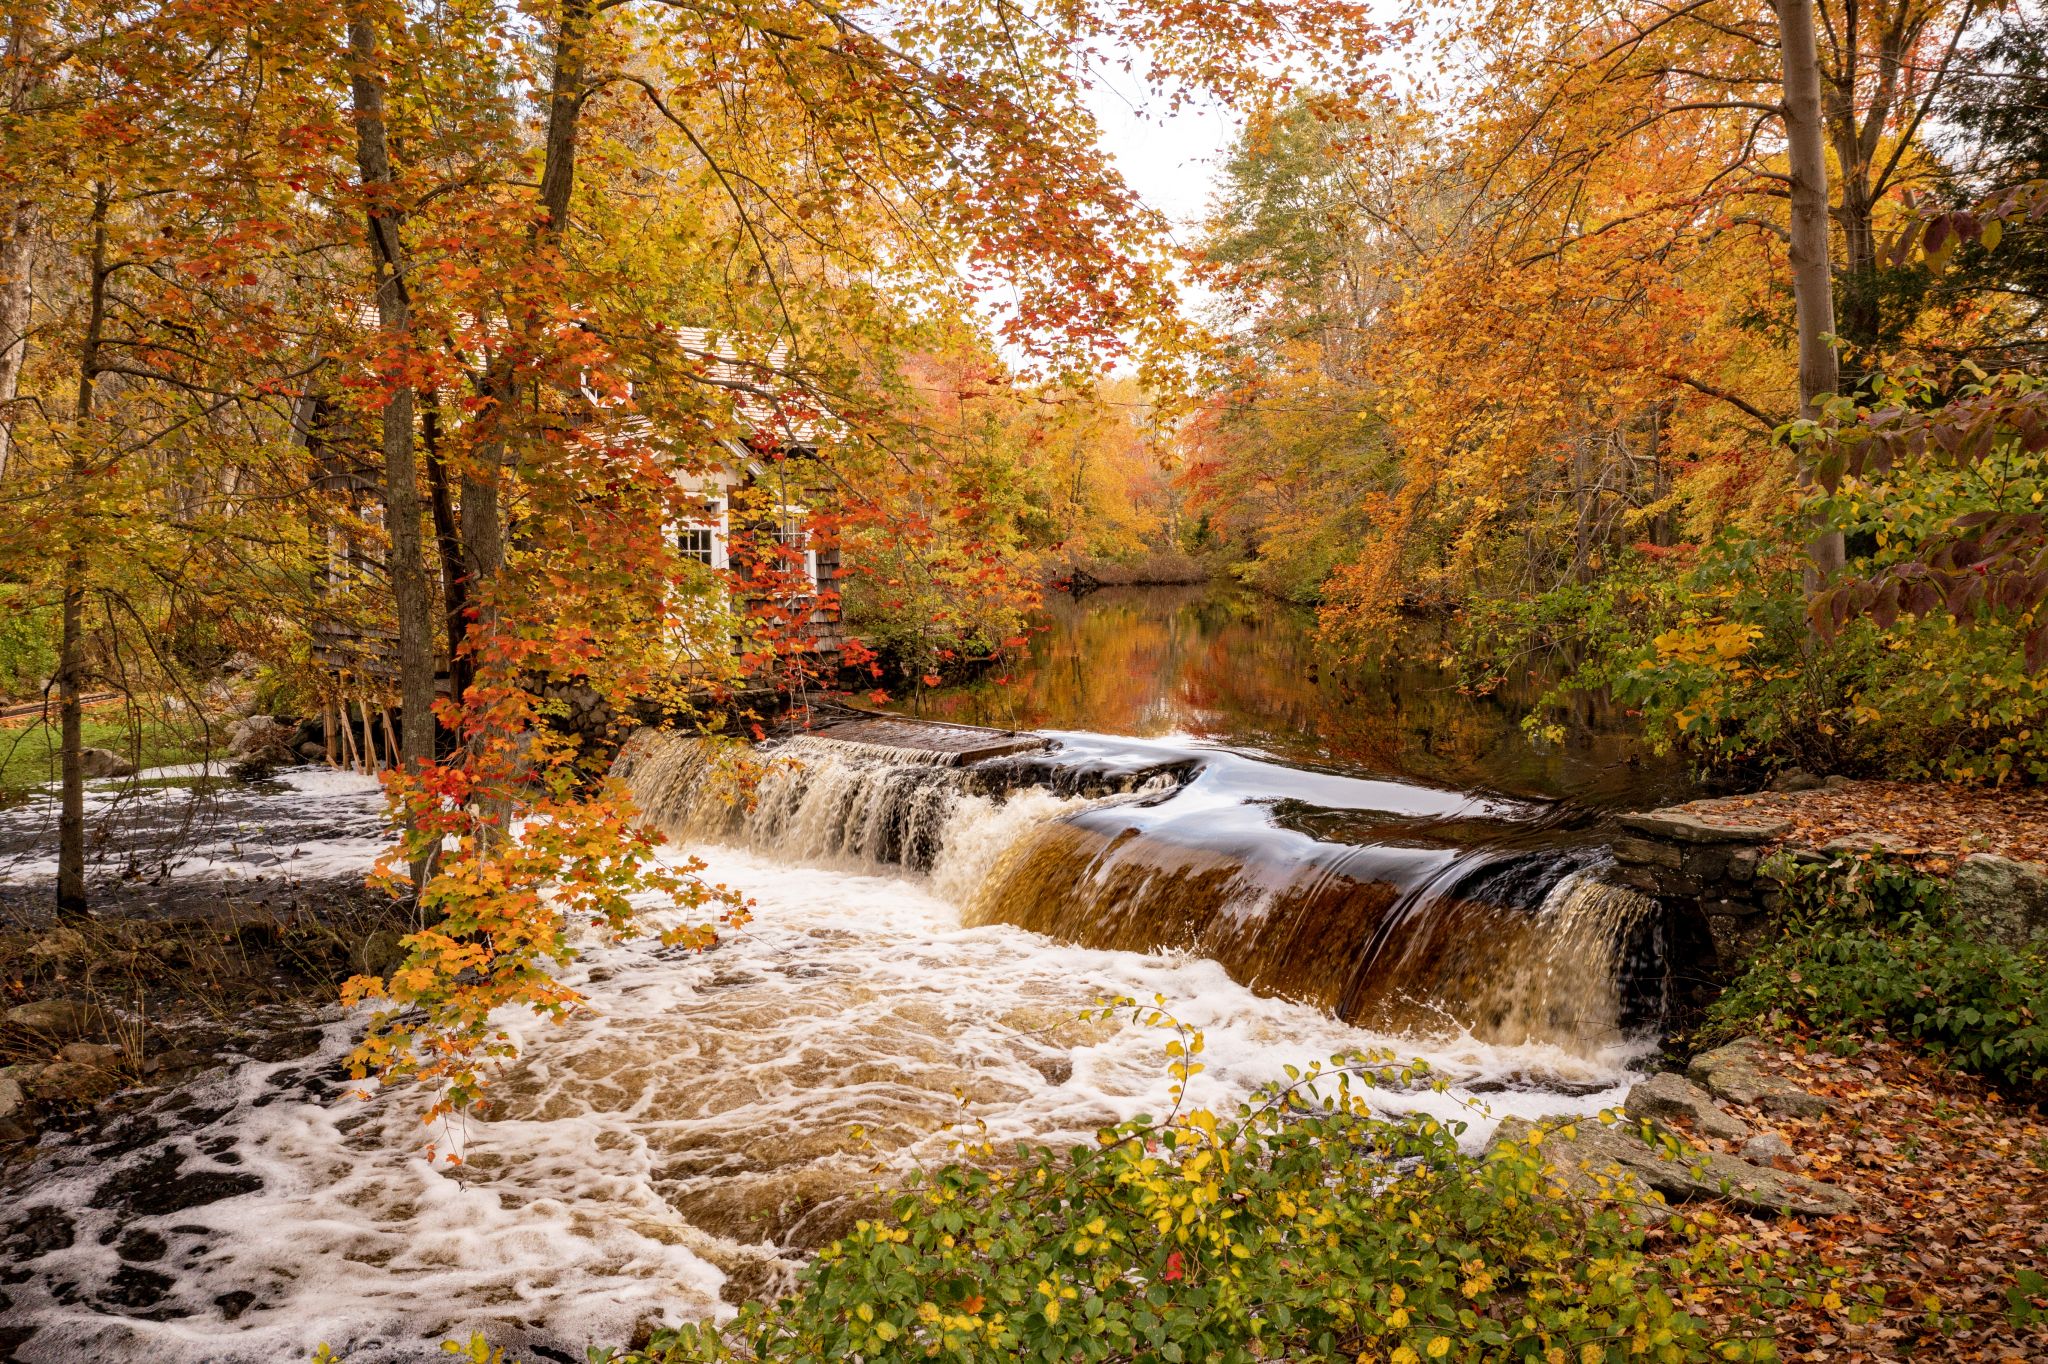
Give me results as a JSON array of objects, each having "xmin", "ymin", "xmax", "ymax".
[{"xmin": 1085, "ymin": 72, "xmax": 1237, "ymax": 239}]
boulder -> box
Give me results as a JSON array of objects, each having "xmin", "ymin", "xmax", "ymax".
[
  {"xmin": 29, "ymin": 1060, "xmax": 123, "ymax": 1104},
  {"xmin": 1740, "ymin": 1131, "xmax": 1797, "ymax": 1167},
  {"xmin": 78, "ymin": 747, "xmax": 136, "ymax": 779},
  {"xmin": 353, "ymin": 926, "xmax": 410, "ymax": 980},
  {"xmin": 1950, "ymin": 854, "xmax": 2048, "ymax": 953},
  {"xmin": 227, "ymin": 714, "xmax": 297, "ymax": 765},
  {"xmin": 1623, "ymin": 1072, "xmax": 1751, "ymax": 1141},
  {"xmin": 1687, "ymin": 1038, "xmax": 1831, "ymax": 1118},
  {"xmin": 5, "ymin": 997, "xmax": 104, "ymax": 1040},
  {"xmin": 1492, "ymin": 1116, "xmax": 1855, "ymax": 1218},
  {"xmin": 58, "ymin": 1041, "xmax": 121, "ymax": 1068},
  {"xmin": 0, "ymin": 1071, "xmax": 36, "ymax": 1142},
  {"xmin": 143, "ymin": 1048, "xmax": 219, "ymax": 1077},
  {"xmin": 1617, "ymin": 807, "xmax": 1791, "ymax": 844}
]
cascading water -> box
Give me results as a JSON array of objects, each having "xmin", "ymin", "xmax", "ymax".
[{"xmin": 616, "ymin": 725, "xmax": 1666, "ymax": 1061}]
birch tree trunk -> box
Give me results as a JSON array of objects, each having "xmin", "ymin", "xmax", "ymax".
[
  {"xmin": 0, "ymin": 199, "xmax": 32, "ymax": 483},
  {"xmin": 1774, "ymin": 0, "xmax": 1846, "ymax": 584}
]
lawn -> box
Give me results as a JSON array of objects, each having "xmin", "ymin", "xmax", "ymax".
[{"xmin": 0, "ymin": 711, "xmax": 209, "ymax": 797}]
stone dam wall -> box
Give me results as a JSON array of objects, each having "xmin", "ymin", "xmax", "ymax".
[{"xmin": 1607, "ymin": 792, "xmax": 2048, "ymax": 986}]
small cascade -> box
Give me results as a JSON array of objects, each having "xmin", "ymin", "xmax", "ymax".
[
  {"xmin": 613, "ymin": 726, "xmax": 1667, "ymax": 1059},
  {"xmin": 617, "ymin": 729, "xmax": 972, "ymax": 870},
  {"xmin": 1339, "ymin": 870, "xmax": 1660, "ymax": 1051}
]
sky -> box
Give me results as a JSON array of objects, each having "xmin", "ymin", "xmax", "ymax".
[{"xmin": 1085, "ymin": 71, "xmax": 1237, "ymax": 240}]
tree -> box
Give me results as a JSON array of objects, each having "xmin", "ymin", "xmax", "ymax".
[
  {"xmin": 300, "ymin": 0, "xmax": 1400, "ymax": 1113},
  {"xmin": 0, "ymin": 0, "xmax": 339, "ymax": 915}
]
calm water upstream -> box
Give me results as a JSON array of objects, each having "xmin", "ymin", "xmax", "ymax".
[
  {"xmin": 892, "ymin": 584, "xmax": 1694, "ymax": 808},
  {"xmin": 0, "ymin": 583, "xmax": 1689, "ymax": 1363}
]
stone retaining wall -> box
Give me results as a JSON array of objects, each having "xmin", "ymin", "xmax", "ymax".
[{"xmin": 1608, "ymin": 797, "xmax": 2048, "ymax": 979}]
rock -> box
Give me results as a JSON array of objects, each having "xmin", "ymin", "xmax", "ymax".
[
  {"xmin": 1950, "ymin": 854, "xmax": 2048, "ymax": 952},
  {"xmin": 243, "ymin": 1028, "xmax": 324, "ymax": 1063},
  {"xmin": 3, "ymin": 1207, "xmax": 75, "ymax": 1258},
  {"xmin": 1610, "ymin": 835, "xmax": 1684, "ymax": 869},
  {"xmin": 1768, "ymin": 769, "xmax": 1824, "ymax": 793},
  {"xmin": 142, "ymin": 1048, "xmax": 219, "ymax": 1077},
  {"xmin": 354, "ymin": 926, "xmax": 410, "ymax": 980},
  {"xmin": 1623, "ymin": 1072, "xmax": 1751, "ymax": 1141},
  {"xmin": 1705, "ymin": 914, "xmax": 1777, "ymax": 974},
  {"xmin": 30, "ymin": 1060, "xmax": 123, "ymax": 1104},
  {"xmin": 115, "ymin": 1229, "xmax": 168, "ymax": 1263},
  {"xmin": 227, "ymin": 714, "xmax": 297, "ymax": 765},
  {"xmin": 0, "ymin": 1071, "xmax": 36, "ymax": 1142},
  {"xmin": 92, "ymin": 1149, "xmax": 263, "ymax": 1216},
  {"xmin": 294, "ymin": 740, "xmax": 327, "ymax": 762},
  {"xmin": 1618, "ymin": 807, "xmax": 1792, "ymax": 844},
  {"xmin": 5, "ymin": 997, "xmax": 104, "ymax": 1040},
  {"xmin": 1687, "ymin": 1038, "xmax": 1832, "ymax": 1118},
  {"xmin": 1740, "ymin": 1131, "xmax": 1797, "ymax": 1166},
  {"xmin": 100, "ymin": 1264, "xmax": 175, "ymax": 1310},
  {"xmin": 78, "ymin": 746, "xmax": 137, "ymax": 778},
  {"xmin": 1491, "ymin": 1116, "xmax": 1855, "ymax": 1218},
  {"xmin": 59, "ymin": 1040, "xmax": 121, "ymax": 1068},
  {"xmin": 214, "ymin": 1290, "xmax": 257, "ymax": 1322}
]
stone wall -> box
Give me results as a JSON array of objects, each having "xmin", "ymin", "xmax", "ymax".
[{"xmin": 1608, "ymin": 796, "xmax": 2048, "ymax": 981}]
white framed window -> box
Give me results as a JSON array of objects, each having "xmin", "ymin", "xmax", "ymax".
[
  {"xmin": 677, "ymin": 500, "xmax": 729, "ymax": 570},
  {"xmin": 772, "ymin": 507, "xmax": 818, "ymax": 588}
]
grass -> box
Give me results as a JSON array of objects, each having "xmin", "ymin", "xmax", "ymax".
[{"xmin": 0, "ymin": 711, "xmax": 209, "ymax": 797}]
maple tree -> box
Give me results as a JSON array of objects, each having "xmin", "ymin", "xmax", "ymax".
[{"xmin": 246, "ymin": 0, "xmax": 1397, "ymax": 1110}]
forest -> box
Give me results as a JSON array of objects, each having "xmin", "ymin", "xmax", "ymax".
[{"xmin": 0, "ymin": 0, "xmax": 2045, "ymax": 1361}]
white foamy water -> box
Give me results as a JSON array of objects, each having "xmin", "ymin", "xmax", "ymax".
[
  {"xmin": 0, "ymin": 766, "xmax": 389, "ymax": 886},
  {"xmin": 1, "ymin": 766, "xmax": 1644, "ymax": 1363}
]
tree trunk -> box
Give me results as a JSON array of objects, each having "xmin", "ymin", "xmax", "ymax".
[
  {"xmin": 349, "ymin": 12, "xmax": 436, "ymax": 770},
  {"xmin": 0, "ymin": 198, "xmax": 33, "ymax": 483},
  {"xmin": 421, "ymin": 395, "xmax": 471, "ymax": 705},
  {"xmin": 56, "ymin": 192, "xmax": 109, "ymax": 920},
  {"xmin": 1774, "ymin": 0, "xmax": 1845, "ymax": 585}
]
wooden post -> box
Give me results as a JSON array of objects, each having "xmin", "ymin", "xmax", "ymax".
[
  {"xmin": 322, "ymin": 700, "xmax": 337, "ymax": 768},
  {"xmin": 380, "ymin": 703, "xmax": 400, "ymax": 773},
  {"xmin": 357, "ymin": 690, "xmax": 374, "ymax": 773},
  {"xmin": 335, "ymin": 690, "xmax": 359, "ymax": 772}
]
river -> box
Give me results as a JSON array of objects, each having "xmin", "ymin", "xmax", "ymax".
[{"xmin": 0, "ymin": 584, "xmax": 1690, "ymax": 1362}]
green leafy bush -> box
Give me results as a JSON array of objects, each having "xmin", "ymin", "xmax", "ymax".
[
  {"xmin": 609, "ymin": 1007, "xmax": 1816, "ymax": 1364},
  {"xmin": 1455, "ymin": 375, "xmax": 2048, "ymax": 783},
  {"xmin": 1705, "ymin": 855, "xmax": 2048, "ymax": 1093}
]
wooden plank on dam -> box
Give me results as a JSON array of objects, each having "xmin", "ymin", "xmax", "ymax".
[{"xmin": 808, "ymin": 716, "xmax": 1051, "ymax": 765}]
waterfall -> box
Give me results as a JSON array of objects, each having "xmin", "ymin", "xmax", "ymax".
[
  {"xmin": 614, "ymin": 727, "xmax": 1665, "ymax": 1057},
  {"xmin": 617, "ymin": 729, "xmax": 970, "ymax": 870}
]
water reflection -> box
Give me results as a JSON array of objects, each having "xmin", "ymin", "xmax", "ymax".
[{"xmin": 891, "ymin": 584, "xmax": 1695, "ymax": 808}]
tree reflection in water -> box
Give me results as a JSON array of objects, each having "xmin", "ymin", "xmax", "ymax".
[{"xmin": 892, "ymin": 584, "xmax": 1696, "ymax": 809}]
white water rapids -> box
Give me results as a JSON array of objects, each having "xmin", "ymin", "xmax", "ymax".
[{"xmin": 0, "ymin": 753, "xmax": 1648, "ymax": 1363}]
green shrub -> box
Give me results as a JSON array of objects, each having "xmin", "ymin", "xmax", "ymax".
[
  {"xmin": 1705, "ymin": 855, "xmax": 2048, "ymax": 1093},
  {"xmin": 610, "ymin": 1007, "xmax": 1814, "ymax": 1364}
]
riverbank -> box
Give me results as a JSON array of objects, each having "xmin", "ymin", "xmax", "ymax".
[{"xmin": 1615, "ymin": 1032, "xmax": 2047, "ymax": 1360}]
